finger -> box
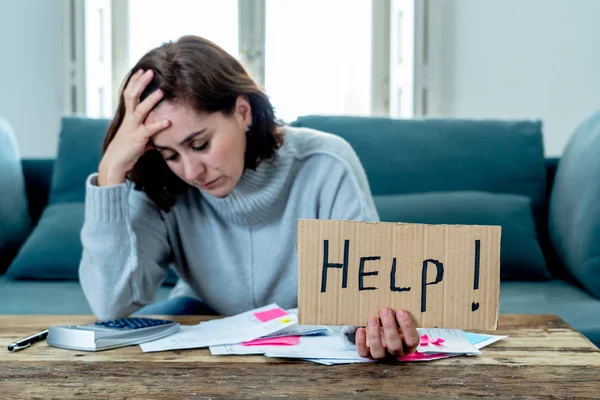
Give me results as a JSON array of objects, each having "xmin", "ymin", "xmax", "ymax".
[
  {"xmin": 379, "ymin": 327, "xmax": 386, "ymax": 348},
  {"xmin": 131, "ymin": 69, "xmax": 154, "ymax": 99},
  {"xmin": 380, "ymin": 307, "xmax": 404, "ymax": 358},
  {"xmin": 355, "ymin": 328, "xmax": 370, "ymax": 358},
  {"xmin": 142, "ymin": 119, "xmax": 170, "ymax": 139},
  {"xmin": 124, "ymin": 69, "xmax": 154, "ymax": 113},
  {"xmin": 129, "ymin": 68, "xmax": 145, "ymax": 86},
  {"xmin": 134, "ymin": 89, "xmax": 164, "ymax": 123},
  {"xmin": 123, "ymin": 69, "xmax": 145, "ymax": 111},
  {"xmin": 367, "ymin": 317, "xmax": 386, "ymax": 360},
  {"xmin": 396, "ymin": 309, "xmax": 420, "ymax": 355}
]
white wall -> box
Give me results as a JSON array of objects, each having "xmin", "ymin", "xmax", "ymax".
[
  {"xmin": 0, "ymin": 0, "xmax": 63, "ymax": 158},
  {"xmin": 2, "ymin": 0, "xmax": 598, "ymax": 158},
  {"xmin": 437, "ymin": 0, "xmax": 600, "ymax": 156}
]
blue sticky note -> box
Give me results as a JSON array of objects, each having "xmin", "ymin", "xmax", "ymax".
[{"xmin": 464, "ymin": 331, "xmax": 493, "ymax": 345}]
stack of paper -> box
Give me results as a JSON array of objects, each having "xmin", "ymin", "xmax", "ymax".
[
  {"xmin": 140, "ymin": 304, "xmax": 507, "ymax": 365},
  {"xmin": 140, "ymin": 304, "xmax": 300, "ymax": 352}
]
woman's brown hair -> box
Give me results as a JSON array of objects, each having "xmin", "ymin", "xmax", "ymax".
[{"xmin": 104, "ymin": 35, "xmax": 283, "ymax": 212}]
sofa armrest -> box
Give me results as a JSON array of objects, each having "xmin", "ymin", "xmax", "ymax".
[
  {"xmin": 545, "ymin": 157, "xmax": 560, "ymax": 201},
  {"xmin": 540, "ymin": 157, "xmax": 576, "ymax": 281},
  {"xmin": 21, "ymin": 158, "xmax": 54, "ymax": 226}
]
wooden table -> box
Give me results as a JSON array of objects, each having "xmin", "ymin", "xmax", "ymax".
[{"xmin": 1, "ymin": 315, "xmax": 599, "ymax": 399}]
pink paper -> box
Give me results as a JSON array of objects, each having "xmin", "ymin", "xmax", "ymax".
[
  {"xmin": 399, "ymin": 351, "xmax": 453, "ymax": 362},
  {"xmin": 242, "ymin": 335, "xmax": 300, "ymax": 347},
  {"xmin": 254, "ymin": 308, "xmax": 288, "ymax": 322},
  {"xmin": 419, "ymin": 334, "xmax": 445, "ymax": 346}
]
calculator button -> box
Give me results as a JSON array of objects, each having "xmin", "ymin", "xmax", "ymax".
[
  {"xmin": 94, "ymin": 317, "xmax": 173, "ymax": 329},
  {"xmin": 105, "ymin": 323, "xmax": 126, "ymax": 328}
]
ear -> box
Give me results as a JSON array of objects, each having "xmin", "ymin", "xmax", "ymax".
[{"xmin": 235, "ymin": 95, "xmax": 253, "ymax": 130}]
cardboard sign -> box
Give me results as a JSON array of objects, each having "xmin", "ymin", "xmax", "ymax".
[{"xmin": 297, "ymin": 219, "xmax": 501, "ymax": 330}]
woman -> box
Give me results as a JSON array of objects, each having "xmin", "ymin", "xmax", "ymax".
[{"xmin": 79, "ymin": 35, "xmax": 419, "ymax": 360}]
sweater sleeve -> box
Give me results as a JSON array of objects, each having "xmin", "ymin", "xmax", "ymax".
[{"xmin": 78, "ymin": 173, "xmax": 172, "ymax": 320}]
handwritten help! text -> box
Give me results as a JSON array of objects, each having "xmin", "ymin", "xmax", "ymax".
[{"xmin": 297, "ymin": 219, "xmax": 501, "ymax": 330}]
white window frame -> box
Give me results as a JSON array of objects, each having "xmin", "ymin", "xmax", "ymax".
[
  {"xmin": 62, "ymin": 0, "xmax": 113, "ymax": 117},
  {"xmin": 111, "ymin": 0, "xmax": 129, "ymax": 112},
  {"xmin": 415, "ymin": 0, "xmax": 444, "ymax": 117},
  {"xmin": 62, "ymin": 0, "xmax": 86, "ymax": 115},
  {"xmin": 238, "ymin": 0, "xmax": 266, "ymax": 88},
  {"xmin": 371, "ymin": 0, "xmax": 392, "ymax": 116}
]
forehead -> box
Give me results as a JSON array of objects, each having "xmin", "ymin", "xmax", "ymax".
[
  {"xmin": 146, "ymin": 101, "xmax": 197, "ymax": 124},
  {"xmin": 148, "ymin": 101, "xmax": 213, "ymax": 145}
]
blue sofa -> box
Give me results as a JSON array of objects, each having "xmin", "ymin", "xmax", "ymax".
[{"xmin": 1, "ymin": 113, "xmax": 599, "ymax": 348}]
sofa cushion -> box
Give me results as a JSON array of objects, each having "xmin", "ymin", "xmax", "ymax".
[
  {"xmin": 549, "ymin": 110, "xmax": 600, "ymax": 298},
  {"xmin": 6, "ymin": 203, "xmax": 86, "ymax": 279},
  {"xmin": 291, "ymin": 116, "xmax": 547, "ymax": 223},
  {"xmin": 374, "ymin": 191, "xmax": 551, "ymax": 281},
  {"xmin": 48, "ymin": 116, "xmax": 110, "ymax": 204},
  {"xmin": 5, "ymin": 203, "xmax": 178, "ymax": 284},
  {"xmin": 500, "ymin": 280, "xmax": 600, "ymax": 348},
  {"xmin": 6, "ymin": 116, "xmax": 182, "ymax": 285},
  {"xmin": 0, "ymin": 117, "xmax": 31, "ymax": 273},
  {"xmin": 0, "ymin": 276, "xmax": 171, "ymax": 315}
]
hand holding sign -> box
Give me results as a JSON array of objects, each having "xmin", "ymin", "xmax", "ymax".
[{"xmin": 355, "ymin": 307, "xmax": 420, "ymax": 360}]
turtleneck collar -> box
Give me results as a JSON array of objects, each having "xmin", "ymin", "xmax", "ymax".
[{"xmin": 199, "ymin": 130, "xmax": 295, "ymax": 225}]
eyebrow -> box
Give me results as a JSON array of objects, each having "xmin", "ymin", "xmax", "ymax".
[{"xmin": 153, "ymin": 128, "xmax": 207, "ymax": 151}]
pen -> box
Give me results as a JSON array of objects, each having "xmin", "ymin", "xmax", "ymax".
[{"xmin": 7, "ymin": 329, "xmax": 49, "ymax": 352}]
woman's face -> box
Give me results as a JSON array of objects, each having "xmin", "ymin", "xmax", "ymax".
[{"xmin": 146, "ymin": 97, "xmax": 251, "ymax": 198}]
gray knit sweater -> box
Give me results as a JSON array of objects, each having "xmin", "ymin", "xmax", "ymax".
[{"xmin": 79, "ymin": 126, "xmax": 379, "ymax": 320}]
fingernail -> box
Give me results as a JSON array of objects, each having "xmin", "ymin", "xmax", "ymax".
[
  {"xmin": 397, "ymin": 309, "xmax": 406, "ymax": 318},
  {"xmin": 368, "ymin": 317, "xmax": 378, "ymax": 328},
  {"xmin": 380, "ymin": 308, "xmax": 390, "ymax": 317}
]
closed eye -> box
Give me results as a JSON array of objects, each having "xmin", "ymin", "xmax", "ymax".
[
  {"xmin": 164, "ymin": 153, "xmax": 179, "ymax": 162},
  {"xmin": 160, "ymin": 140, "xmax": 208, "ymax": 162},
  {"xmin": 191, "ymin": 141, "xmax": 209, "ymax": 152}
]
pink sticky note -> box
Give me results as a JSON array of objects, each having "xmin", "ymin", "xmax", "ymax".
[
  {"xmin": 420, "ymin": 334, "xmax": 445, "ymax": 346},
  {"xmin": 242, "ymin": 335, "xmax": 300, "ymax": 347},
  {"xmin": 254, "ymin": 308, "xmax": 288, "ymax": 322},
  {"xmin": 399, "ymin": 351, "xmax": 453, "ymax": 362}
]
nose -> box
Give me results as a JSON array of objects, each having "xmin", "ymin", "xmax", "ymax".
[{"xmin": 182, "ymin": 155, "xmax": 206, "ymax": 182}]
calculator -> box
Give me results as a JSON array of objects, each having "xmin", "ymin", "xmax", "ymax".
[{"xmin": 47, "ymin": 317, "xmax": 180, "ymax": 351}]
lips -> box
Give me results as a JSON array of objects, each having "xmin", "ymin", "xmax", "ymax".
[{"xmin": 199, "ymin": 177, "xmax": 219, "ymax": 188}]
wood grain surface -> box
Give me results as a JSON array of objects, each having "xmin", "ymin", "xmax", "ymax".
[{"xmin": 2, "ymin": 314, "xmax": 599, "ymax": 399}]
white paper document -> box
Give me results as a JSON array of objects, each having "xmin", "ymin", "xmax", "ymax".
[
  {"xmin": 264, "ymin": 334, "xmax": 372, "ymax": 362},
  {"xmin": 416, "ymin": 328, "xmax": 481, "ymax": 355},
  {"xmin": 464, "ymin": 332, "xmax": 508, "ymax": 351},
  {"xmin": 304, "ymin": 358, "xmax": 377, "ymax": 365},
  {"xmin": 140, "ymin": 303, "xmax": 297, "ymax": 352},
  {"xmin": 211, "ymin": 334, "xmax": 362, "ymax": 359},
  {"xmin": 260, "ymin": 308, "xmax": 329, "ymax": 338},
  {"xmin": 263, "ymin": 330, "xmax": 506, "ymax": 364},
  {"xmin": 261, "ymin": 325, "xmax": 329, "ymax": 338}
]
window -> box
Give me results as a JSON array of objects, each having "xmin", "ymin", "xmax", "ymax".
[
  {"xmin": 65, "ymin": 0, "xmax": 431, "ymax": 120},
  {"xmin": 264, "ymin": 0, "xmax": 372, "ymax": 122},
  {"xmin": 128, "ymin": 0, "xmax": 239, "ymax": 67},
  {"xmin": 389, "ymin": 0, "xmax": 415, "ymax": 118}
]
